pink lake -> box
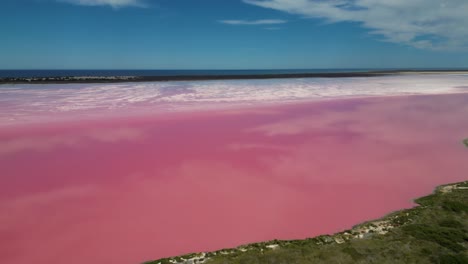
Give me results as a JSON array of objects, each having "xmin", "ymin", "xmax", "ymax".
[{"xmin": 1, "ymin": 91, "xmax": 468, "ymax": 264}]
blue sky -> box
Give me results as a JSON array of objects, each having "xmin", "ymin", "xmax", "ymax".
[{"xmin": 1, "ymin": 0, "xmax": 468, "ymax": 69}]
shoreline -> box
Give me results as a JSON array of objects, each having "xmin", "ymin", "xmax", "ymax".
[
  {"xmin": 2, "ymin": 89, "xmax": 468, "ymax": 264},
  {"xmin": 1, "ymin": 91, "xmax": 467, "ymax": 132},
  {"xmin": 145, "ymin": 181, "xmax": 468, "ymax": 264},
  {"xmin": 1, "ymin": 91, "xmax": 468, "ymax": 134},
  {"xmin": 1, "ymin": 70, "xmax": 468, "ymax": 84}
]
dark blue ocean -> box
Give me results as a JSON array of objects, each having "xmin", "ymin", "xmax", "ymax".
[
  {"xmin": 0, "ymin": 69, "xmax": 389, "ymax": 78},
  {"xmin": 1, "ymin": 68, "xmax": 465, "ymax": 78},
  {"xmin": 0, "ymin": 69, "xmax": 375, "ymax": 78}
]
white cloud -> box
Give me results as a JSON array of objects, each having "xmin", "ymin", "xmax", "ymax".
[
  {"xmin": 243, "ymin": 0, "xmax": 468, "ymax": 50},
  {"xmin": 220, "ymin": 19, "xmax": 287, "ymax": 25},
  {"xmin": 58, "ymin": 0, "xmax": 147, "ymax": 8}
]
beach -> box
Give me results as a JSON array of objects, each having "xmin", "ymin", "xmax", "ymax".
[{"xmin": 1, "ymin": 75, "xmax": 468, "ymax": 263}]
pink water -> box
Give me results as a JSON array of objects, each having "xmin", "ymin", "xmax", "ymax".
[{"xmin": 1, "ymin": 93, "xmax": 468, "ymax": 264}]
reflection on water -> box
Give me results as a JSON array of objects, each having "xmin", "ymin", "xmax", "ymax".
[{"xmin": 1, "ymin": 93, "xmax": 468, "ymax": 264}]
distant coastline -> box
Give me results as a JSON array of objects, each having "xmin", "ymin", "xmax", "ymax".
[{"xmin": 1, "ymin": 70, "xmax": 468, "ymax": 84}]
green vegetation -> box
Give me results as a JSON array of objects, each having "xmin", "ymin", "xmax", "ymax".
[
  {"xmin": 402, "ymin": 224, "xmax": 466, "ymax": 252},
  {"xmin": 463, "ymin": 138, "xmax": 468, "ymax": 148},
  {"xmin": 442, "ymin": 200, "xmax": 468, "ymax": 213},
  {"xmin": 145, "ymin": 181, "xmax": 468, "ymax": 264}
]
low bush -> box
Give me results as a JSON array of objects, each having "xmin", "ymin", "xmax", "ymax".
[
  {"xmin": 436, "ymin": 253, "xmax": 468, "ymax": 264},
  {"xmin": 439, "ymin": 219, "xmax": 464, "ymax": 229},
  {"xmin": 402, "ymin": 224, "xmax": 466, "ymax": 252},
  {"xmin": 342, "ymin": 247, "xmax": 364, "ymax": 261},
  {"xmin": 442, "ymin": 200, "xmax": 468, "ymax": 213}
]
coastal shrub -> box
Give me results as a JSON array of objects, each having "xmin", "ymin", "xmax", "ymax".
[
  {"xmin": 439, "ymin": 219, "xmax": 464, "ymax": 229},
  {"xmin": 342, "ymin": 246, "xmax": 364, "ymax": 261},
  {"xmin": 392, "ymin": 214, "xmax": 411, "ymax": 225},
  {"xmin": 442, "ymin": 200, "xmax": 468, "ymax": 213},
  {"xmin": 436, "ymin": 254, "xmax": 468, "ymax": 264},
  {"xmin": 402, "ymin": 224, "xmax": 466, "ymax": 252},
  {"xmin": 416, "ymin": 194, "xmax": 439, "ymax": 206},
  {"xmin": 421, "ymin": 248, "xmax": 432, "ymax": 255},
  {"xmin": 463, "ymin": 139, "xmax": 468, "ymax": 148}
]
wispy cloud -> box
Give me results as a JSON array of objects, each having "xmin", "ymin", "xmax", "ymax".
[
  {"xmin": 243, "ymin": 0, "xmax": 468, "ymax": 50},
  {"xmin": 220, "ymin": 19, "xmax": 287, "ymax": 25},
  {"xmin": 57, "ymin": 0, "xmax": 147, "ymax": 8}
]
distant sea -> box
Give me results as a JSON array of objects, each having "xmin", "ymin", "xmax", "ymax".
[
  {"xmin": 1, "ymin": 68, "xmax": 465, "ymax": 78},
  {"xmin": 0, "ymin": 69, "xmax": 369, "ymax": 78}
]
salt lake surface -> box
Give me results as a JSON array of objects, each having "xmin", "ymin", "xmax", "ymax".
[{"xmin": 1, "ymin": 74, "xmax": 468, "ymax": 263}]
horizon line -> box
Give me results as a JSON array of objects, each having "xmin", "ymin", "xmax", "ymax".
[{"xmin": 2, "ymin": 67, "xmax": 468, "ymax": 71}]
